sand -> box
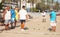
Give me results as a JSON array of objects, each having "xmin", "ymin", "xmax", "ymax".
[{"xmin": 0, "ymin": 13, "xmax": 60, "ymax": 37}]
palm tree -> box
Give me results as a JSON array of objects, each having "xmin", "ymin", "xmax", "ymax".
[
  {"xmin": 0, "ymin": 1, "xmax": 3, "ymax": 9},
  {"xmin": 54, "ymin": 1, "xmax": 59, "ymax": 10},
  {"xmin": 51, "ymin": 0, "xmax": 54, "ymax": 6}
]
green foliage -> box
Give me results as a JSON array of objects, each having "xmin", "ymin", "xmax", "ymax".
[
  {"xmin": 30, "ymin": 8, "xmax": 39, "ymax": 12},
  {"xmin": 54, "ymin": 1, "xmax": 60, "ymax": 10},
  {"xmin": 36, "ymin": 2, "xmax": 50, "ymax": 11},
  {"xmin": 0, "ymin": 2, "xmax": 3, "ymax": 10}
]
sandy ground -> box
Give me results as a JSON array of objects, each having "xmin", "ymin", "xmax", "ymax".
[{"xmin": 0, "ymin": 13, "xmax": 60, "ymax": 37}]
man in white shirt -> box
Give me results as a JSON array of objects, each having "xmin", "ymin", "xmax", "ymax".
[
  {"xmin": 19, "ymin": 6, "xmax": 28, "ymax": 31},
  {"xmin": 3, "ymin": 6, "xmax": 11, "ymax": 30},
  {"xmin": 42, "ymin": 11, "xmax": 46, "ymax": 22}
]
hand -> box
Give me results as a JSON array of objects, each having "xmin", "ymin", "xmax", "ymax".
[{"xmin": 26, "ymin": 18, "xmax": 28, "ymax": 21}]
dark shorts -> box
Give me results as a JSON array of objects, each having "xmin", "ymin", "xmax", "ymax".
[
  {"xmin": 20, "ymin": 20, "xmax": 26, "ymax": 24},
  {"xmin": 42, "ymin": 15, "xmax": 45, "ymax": 17}
]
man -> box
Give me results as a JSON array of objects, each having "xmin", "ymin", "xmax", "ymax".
[
  {"xmin": 14, "ymin": 7, "xmax": 19, "ymax": 28},
  {"xmin": 41, "ymin": 11, "xmax": 46, "ymax": 22},
  {"xmin": 19, "ymin": 6, "xmax": 28, "ymax": 31},
  {"xmin": 3, "ymin": 6, "xmax": 11, "ymax": 30},
  {"xmin": 50, "ymin": 9, "xmax": 56, "ymax": 32},
  {"xmin": 10, "ymin": 7, "xmax": 16, "ymax": 29}
]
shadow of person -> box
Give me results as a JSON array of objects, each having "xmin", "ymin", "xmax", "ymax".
[{"xmin": 24, "ymin": 27, "xmax": 29, "ymax": 30}]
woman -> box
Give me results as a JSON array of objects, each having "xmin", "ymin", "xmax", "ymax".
[
  {"xmin": 15, "ymin": 7, "xmax": 19, "ymax": 21},
  {"xmin": 14, "ymin": 7, "xmax": 19, "ymax": 27}
]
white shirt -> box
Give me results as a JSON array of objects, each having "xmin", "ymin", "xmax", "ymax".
[
  {"xmin": 19, "ymin": 9, "xmax": 27, "ymax": 20},
  {"xmin": 42, "ymin": 12, "xmax": 46, "ymax": 16},
  {"xmin": 5, "ymin": 10, "xmax": 11, "ymax": 20}
]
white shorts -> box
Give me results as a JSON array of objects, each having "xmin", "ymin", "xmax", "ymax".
[
  {"xmin": 50, "ymin": 21, "xmax": 56, "ymax": 26},
  {"xmin": 5, "ymin": 20, "xmax": 11, "ymax": 25},
  {"xmin": 11, "ymin": 18, "xmax": 15, "ymax": 23}
]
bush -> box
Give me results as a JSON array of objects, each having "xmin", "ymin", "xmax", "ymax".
[
  {"xmin": 30, "ymin": 8, "xmax": 39, "ymax": 12},
  {"xmin": 36, "ymin": 3, "xmax": 50, "ymax": 11}
]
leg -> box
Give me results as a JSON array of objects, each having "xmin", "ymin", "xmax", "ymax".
[
  {"xmin": 52, "ymin": 26, "xmax": 56, "ymax": 32},
  {"xmin": 5, "ymin": 24, "xmax": 9, "ymax": 30},
  {"xmin": 0, "ymin": 22, "xmax": 1, "ymax": 26},
  {"xmin": 5, "ymin": 20, "xmax": 9, "ymax": 30},
  {"xmin": 13, "ymin": 19, "xmax": 17, "ymax": 28},
  {"xmin": 20, "ymin": 20, "xmax": 25, "ymax": 31},
  {"xmin": 42, "ymin": 18, "xmax": 44, "ymax": 22},
  {"xmin": 51, "ymin": 21, "xmax": 56, "ymax": 32},
  {"xmin": 11, "ymin": 22, "xmax": 13, "ymax": 29},
  {"xmin": 44, "ymin": 17, "xmax": 46, "ymax": 22},
  {"xmin": 14, "ymin": 20, "xmax": 17, "ymax": 27},
  {"xmin": 42, "ymin": 17, "xmax": 45, "ymax": 22},
  {"xmin": 21, "ymin": 22, "xmax": 25, "ymax": 29},
  {"xmin": 21, "ymin": 22, "xmax": 25, "ymax": 31},
  {"xmin": 11, "ymin": 18, "xmax": 15, "ymax": 29},
  {"xmin": 20, "ymin": 20, "xmax": 25, "ymax": 29},
  {"xmin": 44, "ymin": 18, "xmax": 46, "ymax": 22}
]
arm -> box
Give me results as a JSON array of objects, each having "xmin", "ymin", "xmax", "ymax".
[
  {"xmin": 50, "ymin": 12, "xmax": 52, "ymax": 18},
  {"xmin": 26, "ymin": 14, "xmax": 29, "ymax": 20},
  {"xmin": 3, "ymin": 10, "xmax": 6, "ymax": 20},
  {"xmin": 55, "ymin": 14, "xmax": 57, "ymax": 23},
  {"xmin": 18, "ymin": 10, "xmax": 20, "ymax": 20},
  {"xmin": 25, "ymin": 10, "xmax": 29, "ymax": 20},
  {"xmin": 18, "ymin": 14, "xmax": 20, "ymax": 20}
]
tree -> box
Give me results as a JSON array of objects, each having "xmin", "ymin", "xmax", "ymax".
[
  {"xmin": 54, "ymin": 1, "xmax": 60, "ymax": 10},
  {"xmin": 36, "ymin": 0, "xmax": 50, "ymax": 11},
  {"xmin": 0, "ymin": 2, "xmax": 3, "ymax": 10}
]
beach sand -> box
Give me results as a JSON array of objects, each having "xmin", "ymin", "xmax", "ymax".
[{"xmin": 0, "ymin": 13, "xmax": 60, "ymax": 37}]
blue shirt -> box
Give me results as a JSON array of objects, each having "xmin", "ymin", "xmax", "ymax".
[
  {"xmin": 50, "ymin": 11, "xmax": 56, "ymax": 21},
  {"xmin": 10, "ymin": 9, "xmax": 16, "ymax": 18}
]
